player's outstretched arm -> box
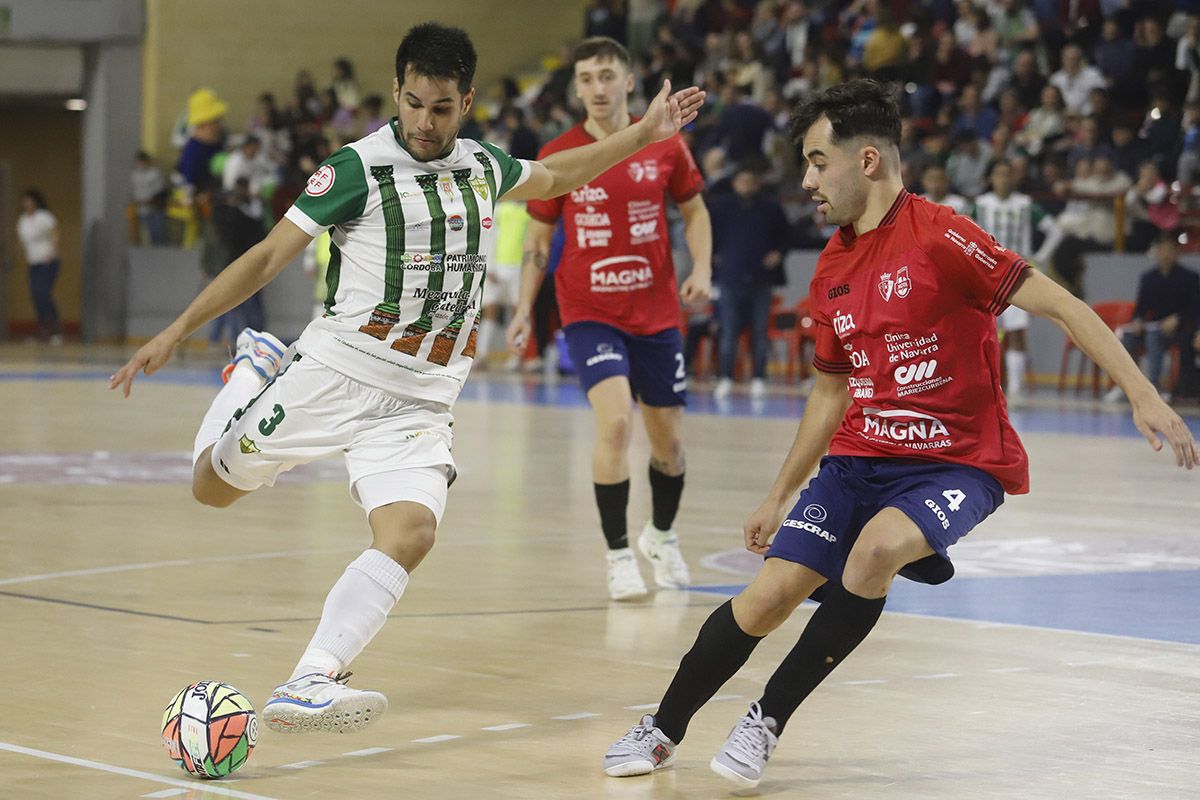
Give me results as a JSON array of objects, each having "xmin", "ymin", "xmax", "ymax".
[
  {"xmin": 506, "ymin": 218, "xmax": 555, "ymax": 354},
  {"xmin": 505, "ymin": 80, "xmax": 706, "ymax": 203},
  {"xmin": 109, "ymin": 218, "xmax": 313, "ymax": 397},
  {"xmin": 1010, "ymin": 268, "xmax": 1198, "ymax": 469},
  {"xmin": 744, "ymin": 371, "xmax": 851, "ymax": 554}
]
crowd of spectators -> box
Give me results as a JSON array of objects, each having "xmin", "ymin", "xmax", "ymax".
[{"xmin": 129, "ymin": 0, "xmax": 1200, "ymax": 397}]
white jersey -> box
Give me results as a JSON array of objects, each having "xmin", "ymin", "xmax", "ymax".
[
  {"xmin": 285, "ymin": 119, "xmax": 531, "ymax": 406},
  {"xmin": 972, "ymin": 191, "xmax": 1034, "ymax": 255}
]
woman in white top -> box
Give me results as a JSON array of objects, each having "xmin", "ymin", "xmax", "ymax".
[{"xmin": 15, "ymin": 189, "xmax": 62, "ymax": 343}]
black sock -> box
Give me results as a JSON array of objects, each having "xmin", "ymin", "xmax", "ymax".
[
  {"xmin": 648, "ymin": 463, "xmax": 685, "ymax": 532},
  {"xmin": 654, "ymin": 600, "xmax": 762, "ymax": 743},
  {"xmin": 757, "ymin": 584, "xmax": 886, "ymax": 735},
  {"xmin": 594, "ymin": 480, "xmax": 630, "ymax": 550}
]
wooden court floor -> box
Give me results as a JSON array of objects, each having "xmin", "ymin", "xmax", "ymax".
[{"xmin": 1, "ymin": 345, "xmax": 1198, "ymax": 799}]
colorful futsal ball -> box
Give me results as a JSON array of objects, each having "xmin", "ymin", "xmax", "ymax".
[{"xmin": 161, "ymin": 681, "xmax": 258, "ymax": 779}]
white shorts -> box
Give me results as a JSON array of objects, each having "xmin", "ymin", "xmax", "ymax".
[
  {"xmin": 485, "ymin": 262, "xmax": 521, "ymax": 309},
  {"xmin": 998, "ymin": 305, "xmax": 1029, "ymax": 332},
  {"xmin": 210, "ymin": 356, "xmax": 455, "ymax": 521}
]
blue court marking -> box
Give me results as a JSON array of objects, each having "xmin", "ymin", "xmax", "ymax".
[
  {"xmin": 691, "ymin": 569, "xmax": 1200, "ymax": 645},
  {"xmin": 4, "ymin": 367, "xmax": 1199, "ymax": 438}
]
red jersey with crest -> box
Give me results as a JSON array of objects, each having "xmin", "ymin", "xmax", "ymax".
[
  {"xmin": 810, "ymin": 190, "xmax": 1031, "ymax": 494},
  {"xmin": 526, "ymin": 123, "xmax": 704, "ymax": 335}
]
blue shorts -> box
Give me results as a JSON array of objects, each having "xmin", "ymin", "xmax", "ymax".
[
  {"xmin": 563, "ymin": 321, "xmax": 687, "ymax": 407},
  {"xmin": 766, "ymin": 455, "xmax": 1004, "ymax": 587}
]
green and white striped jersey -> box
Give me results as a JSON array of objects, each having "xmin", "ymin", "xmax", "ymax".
[
  {"xmin": 285, "ymin": 119, "xmax": 530, "ymax": 406},
  {"xmin": 972, "ymin": 191, "xmax": 1038, "ymax": 256}
]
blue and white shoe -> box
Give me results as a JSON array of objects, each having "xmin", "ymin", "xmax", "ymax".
[
  {"xmin": 264, "ymin": 672, "xmax": 387, "ymax": 734},
  {"xmin": 223, "ymin": 328, "xmax": 286, "ymax": 383}
]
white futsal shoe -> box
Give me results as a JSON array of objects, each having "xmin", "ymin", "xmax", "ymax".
[
  {"xmin": 603, "ymin": 714, "xmax": 677, "ymax": 776},
  {"xmin": 709, "ymin": 702, "xmax": 778, "ymax": 788},
  {"xmin": 223, "ymin": 327, "xmax": 286, "ymax": 383},
  {"xmin": 636, "ymin": 522, "xmax": 690, "ymax": 589},
  {"xmin": 263, "ymin": 671, "xmax": 387, "ymax": 734},
  {"xmin": 606, "ymin": 547, "xmax": 648, "ymax": 600}
]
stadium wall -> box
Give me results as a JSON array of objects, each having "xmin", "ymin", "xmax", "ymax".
[{"xmin": 141, "ymin": 0, "xmax": 588, "ymax": 162}]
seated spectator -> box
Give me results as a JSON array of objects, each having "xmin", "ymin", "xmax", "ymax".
[
  {"xmin": 712, "ymin": 81, "xmax": 774, "ymax": 162},
  {"xmin": 1106, "ymin": 230, "xmax": 1200, "ymax": 401},
  {"xmin": 130, "ymin": 151, "xmax": 167, "ymax": 245},
  {"xmin": 1015, "ymin": 84, "xmax": 1066, "ymax": 157},
  {"xmin": 1036, "ymin": 154, "xmax": 1132, "ymax": 294},
  {"xmin": 222, "ymin": 135, "xmax": 278, "ymax": 198},
  {"xmin": 1125, "ymin": 161, "xmax": 1181, "ymax": 252},
  {"xmin": 1049, "ymin": 44, "xmax": 1108, "ymax": 116},
  {"xmin": 1093, "ymin": 17, "xmax": 1136, "ymax": 107},
  {"xmin": 1008, "ymin": 48, "xmax": 1046, "ymax": 112},
  {"xmin": 361, "ymin": 94, "xmax": 387, "ymax": 135},
  {"xmin": 920, "ymin": 163, "xmax": 971, "ymax": 215},
  {"xmin": 176, "ymin": 87, "xmax": 227, "ymax": 197},
  {"xmin": 952, "ymin": 83, "xmax": 1000, "ymax": 141},
  {"xmin": 945, "ymin": 130, "xmax": 992, "ymax": 199},
  {"xmin": 1066, "ymin": 116, "xmax": 1111, "ymax": 175}
]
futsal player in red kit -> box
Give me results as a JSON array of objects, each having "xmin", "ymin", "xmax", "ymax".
[
  {"xmin": 603, "ymin": 80, "xmax": 1198, "ymax": 788},
  {"xmin": 508, "ymin": 37, "xmax": 712, "ymax": 601}
]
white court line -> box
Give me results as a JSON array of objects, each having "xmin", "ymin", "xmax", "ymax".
[
  {"xmin": 0, "ymin": 546, "xmax": 358, "ymax": 587},
  {"xmin": 279, "ymin": 760, "xmax": 322, "ymax": 769},
  {"xmin": 624, "ymin": 702, "xmax": 659, "ymax": 711},
  {"xmin": 481, "ymin": 723, "xmax": 530, "ymax": 732},
  {"xmin": 914, "ymin": 673, "xmax": 958, "ymax": 680},
  {"xmin": 142, "ymin": 791, "xmax": 189, "ymax": 799},
  {"xmin": 988, "ymin": 666, "xmax": 1031, "ymax": 673},
  {"xmin": 842, "ymin": 679, "xmax": 887, "ymax": 685},
  {"xmin": 0, "ymin": 741, "xmax": 279, "ymax": 800},
  {"xmin": 343, "ymin": 747, "xmax": 393, "ymax": 757},
  {"xmin": 710, "ymin": 694, "xmax": 743, "ymax": 702},
  {"xmin": 553, "ymin": 712, "xmax": 599, "ymax": 720},
  {"xmin": 412, "ymin": 734, "xmax": 461, "ymax": 744},
  {"xmin": 882, "ymin": 609, "xmax": 1200, "ymax": 650}
]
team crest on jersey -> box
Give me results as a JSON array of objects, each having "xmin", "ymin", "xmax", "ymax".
[
  {"xmin": 469, "ymin": 175, "xmax": 490, "ymax": 200},
  {"xmin": 238, "ymin": 435, "xmax": 260, "ymax": 454},
  {"xmin": 440, "ymin": 176, "xmax": 455, "ymax": 200},
  {"xmin": 305, "ymin": 165, "xmax": 335, "ymax": 196},
  {"xmin": 878, "ymin": 266, "xmax": 912, "ymax": 301},
  {"xmin": 627, "ymin": 160, "xmax": 659, "ymax": 182}
]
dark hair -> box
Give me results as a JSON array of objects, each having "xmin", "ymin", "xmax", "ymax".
[
  {"xmin": 395, "ymin": 22, "xmax": 477, "ymax": 95},
  {"xmin": 22, "ymin": 189, "xmax": 47, "ymax": 209},
  {"xmin": 135, "ymin": 150, "xmax": 152, "ymax": 161},
  {"xmin": 334, "ymin": 58, "xmax": 355, "ymax": 80},
  {"xmin": 573, "ymin": 36, "xmax": 631, "ymax": 68},
  {"xmin": 791, "ymin": 79, "xmax": 902, "ymax": 153},
  {"xmin": 1157, "ymin": 227, "xmax": 1182, "ymax": 245}
]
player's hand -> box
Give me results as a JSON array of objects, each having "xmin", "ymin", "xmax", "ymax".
[
  {"xmin": 640, "ymin": 80, "xmax": 706, "ymax": 144},
  {"xmin": 679, "ymin": 271, "xmax": 711, "ymax": 305},
  {"xmin": 506, "ymin": 309, "xmax": 532, "ymax": 355},
  {"xmin": 1131, "ymin": 394, "xmax": 1198, "ymax": 469},
  {"xmin": 743, "ymin": 497, "xmax": 788, "ymax": 555},
  {"xmin": 109, "ymin": 329, "xmax": 179, "ymax": 398}
]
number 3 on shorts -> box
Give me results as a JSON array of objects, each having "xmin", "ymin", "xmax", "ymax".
[{"xmin": 942, "ymin": 489, "xmax": 966, "ymax": 512}]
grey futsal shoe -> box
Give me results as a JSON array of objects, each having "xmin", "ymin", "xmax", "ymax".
[
  {"xmin": 603, "ymin": 714, "xmax": 676, "ymax": 776},
  {"xmin": 264, "ymin": 671, "xmax": 387, "ymax": 734},
  {"xmin": 709, "ymin": 702, "xmax": 778, "ymax": 788}
]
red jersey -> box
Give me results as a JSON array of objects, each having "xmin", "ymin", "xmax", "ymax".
[
  {"xmin": 810, "ymin": 191, "xmax": 1031, "ymax": 494},
  {"xmin": 526, "ymin": 123, "xmax": 704, "ymax": 335}
]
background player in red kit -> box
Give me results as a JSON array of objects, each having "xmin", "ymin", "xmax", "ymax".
[
  {"xmin": 508, "ymin": 37, "xmax": 712, "ymax": 601},
  {"xmin": 603, "ymin": 80, "xmax": 1198, "ymax": 788}
]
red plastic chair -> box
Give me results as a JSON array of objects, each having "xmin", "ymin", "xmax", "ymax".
[{"xmin": 1058, "ymin": 300, "xmax": 1134, "ymax": 395}]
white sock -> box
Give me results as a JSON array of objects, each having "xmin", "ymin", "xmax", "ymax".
[
  {"xmin": 191, "ymin": 363, "xmax": 263, "ymax": 466},
  {"xmin": 1006, "ymin": 350, "xmax": 1027, "ymax": 395},
  {"xmin": 289, "ymin": 548, "xmax": 409, "ymax": 681}
]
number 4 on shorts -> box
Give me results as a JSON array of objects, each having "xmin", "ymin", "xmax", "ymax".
[{"xmin": 942, "ymin": 489, "xmax": 966, "ymax": 512}]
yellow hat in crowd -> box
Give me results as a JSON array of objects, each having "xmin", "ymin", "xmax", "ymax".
[{"xmin": 187, "ymin": 87, "xmax": 228, "ymax": 127}]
